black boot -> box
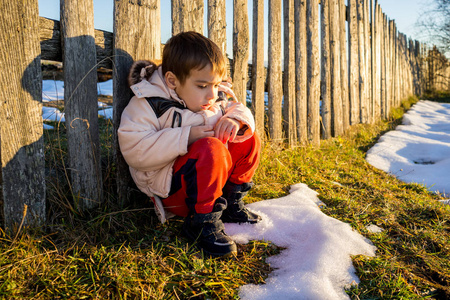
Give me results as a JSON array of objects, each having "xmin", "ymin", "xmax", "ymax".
[
  {"xmin": 182, "ymin": 197, "xmax": 237, "ymax": 257},
  {"xmin": 221, "ymin": 182, "xmax": 262, "ymax": 224}
]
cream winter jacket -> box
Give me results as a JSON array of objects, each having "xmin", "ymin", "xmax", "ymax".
[{"xmin": 118, "ymin": 67, "xmax": 256, "ymax": 198}]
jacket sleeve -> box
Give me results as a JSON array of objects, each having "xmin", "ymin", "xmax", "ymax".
[
  {"xmin": 222, "ymin": 101, "xmax": 256, "ymax": 142},
  {"xmin": 118, "ymin": 97, "xmax": 190, "ymax": 171}
]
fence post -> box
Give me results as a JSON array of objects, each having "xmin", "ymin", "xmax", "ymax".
[
  {"xmin": 380, "ymin": 11, "xmax": 386, "ymax": 118},
  {"xmin": 357, "ymin": 0, "xmax": 368, "ymax": 123},
  {"xmin": 320, "ymin": 0, "xmax": 331, "ymax": 139},
  {"xmin": 390, "ymin": 20, "xmax": 397, "ymax": 107},
  {"xmin": 370, "ymin": 0, "xmax": 376, "ymax": 121},
  {"xmin": 233, "ymin": 0, "xmax": 250, "ymax": 104},
  {"xmin": 207, "ymin": 0, "xmax": 227, "ymax": 64},
  {"xmin": 113, "ymin": 0, "xmax": 160, "ymax": 206},
  {"xmin": 414, "ymin": 40, "xmax": 421, "ymax": 96},
  {"xmin": 61, "ymin": 0, "xmax": 103, "ymax": 211},
  {"xmin": 172, "ymin": 0, "xmax": 204, "ymax": 34},
  {"xmin": 385, "ymin": 15, "xmax": 391, "ymax": 117},
  {"xmin": 0, "ymin": 0, "xmax": 45, "ymax": 229},
  {"xmin": 402, "ymin": 34, "xmax": 408, "ymax": 98},
  {"xmin": 383, "ymin": 15, "xmax": 389, "ymax": 117},
  {"xmin": 306, "ymin": 0, "xmax": 321, "ymax": 146},
  {"xmin": 295, "ymin": 0, "xmax": 308, "ymax": 144},
  {"xmin": 420, "ymin": 42, "xmax": 426, "ymax": 93},
  {"xmin": 396, "ymin": 24, "xmax": 401, "ymax": 106},
  {"xmin": 373, "ymin": 2, "xmax": 381, "ymax": 119},
  {"xmin": 340, "ymin": 0, "xmax": 350, "ymax": 131},
  {"xmin": 348, "ymin": 0, "xmax": 360, "ymax": 125},
  {"xmin": 364, "ymin": 0, "xmax": 372, "ymax": 123},
  {"xmin": 251, "ymin": 0, "xmax": 265, "ymax": 141},
  {"xmin": 386, "ymin": 16, "xmax": 392, "ymax": 116},
  {"xmin": 330, "ymin": 0, "xmax": 343, "ymax": 136},
  {"xmin": 393, "ymin": 23, "xmax": 398, "ymax": 107},
  {"xmin": 283, "ymin": 0, "xmax": 297, "ymax": 146},
  {"xmin": 268, "ymin": 0, "xmax": 283, "ymax": 144}
]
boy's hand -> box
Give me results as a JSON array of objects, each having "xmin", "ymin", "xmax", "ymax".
[
  {"xmin": 214, "ymin": 117, "xmax": 241, "ymax": 144},
  {"xmin": 188, "ymin": 125, "xmax": 214, "ymax": 146}
]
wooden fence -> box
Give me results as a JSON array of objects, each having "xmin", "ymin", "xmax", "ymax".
[{"xmin": 1, "ymin": 0, "xmax": 449, "ymax": 230}]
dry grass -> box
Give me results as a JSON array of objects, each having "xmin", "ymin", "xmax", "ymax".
[{"xmin": 1, "ymin": 94, "xmax": 449, "ymax": 299}]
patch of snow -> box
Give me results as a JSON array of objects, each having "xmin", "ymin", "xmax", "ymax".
[{"xmin": 225, "ymin": 183, "xmax": 376, "ymax": 300}]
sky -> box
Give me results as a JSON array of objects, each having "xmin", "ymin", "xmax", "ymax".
[
  {"xmin": 38, "ymin": 0, "xmax": 432, "ymax": 60},
  {"xmin": 42, "ymin": 79, "xmax": 450, "ymax": 299}
]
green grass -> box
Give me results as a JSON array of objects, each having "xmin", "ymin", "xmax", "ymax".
[
  {"xmin": 422, "ymin": 89, "xmax": 450, "ymax": 103},
  {"xmin": 1, "ymin": 94, "xmax": 449, "ymax": 299}
]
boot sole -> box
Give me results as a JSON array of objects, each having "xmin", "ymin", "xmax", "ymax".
[{"xmin": 182, "ymin": 227, "xmax": 238, "ymax": 258}]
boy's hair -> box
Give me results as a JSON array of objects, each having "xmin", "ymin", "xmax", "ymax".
[{"xmin": 162, "ymin": 31, "xmax": 227, "ymax": 84}]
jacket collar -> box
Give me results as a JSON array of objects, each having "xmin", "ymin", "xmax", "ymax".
[{"xmin": 130, "ymin": 66, "xmax": 186, "ymax": 107}]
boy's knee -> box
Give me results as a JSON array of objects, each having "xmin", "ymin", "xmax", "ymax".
[
  {"xmin": 190, "ymin": 137, "xmax": 228, "ymax": 155},
  {"xmin": 189, "ymin": 137, "xmax": 232, "ymax": 170}
]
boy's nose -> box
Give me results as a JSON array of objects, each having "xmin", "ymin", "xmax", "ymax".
[{"xmin": 206, "ymin": 88, "xmax": 216, "ymax": 100}]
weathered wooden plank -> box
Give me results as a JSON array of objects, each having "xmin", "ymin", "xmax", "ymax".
[
  {"xmin": 0, "ymin": 0, "xmax": 45, "ymax": 229},
  {"xmin": 393, "ymin": 22, "xmax": 399, "ymax": 107},
  {"xmin": 207, "ymin": 0, "xmax": 227, "ymax": 66},
  {"xmin": 390, "ymin": 17, "xmax": 396, "ymax": 105},
  {"xmin": 348, "ymin": 0, "xmax": 360, "ymax": 125},
  {"xmin": 385, "ymin": 15, "xmax": 391, "ymax": 118},
  {"xmin": 410, "ymin": 39, "xmax": 418, "ymax": 96},
  {"xmin": 373, "ymin": 3, "xmax": 381, "ymax": 119},
  {"xmin": 357, "ymin": 0, "xmax": 368, "ymax": 123},
  {"xmin": 40, "ymin": 17, "xmax": 113, "ymax": 69},
  {"xmin": 422, "ymin": 43, "xmax": 428, "ymax": 91},
  {"xmin": 370, "ymin": 0, "xmax": 376, "ymax": 121},
  {"xmin": 172, "ymin": 0, "xmax": 204, "ymax": 35},
  {"xmin": 283, "ymin": 0, "xmax": 296, "ymax": 146},
  {"xmin": 61, "ymin": 0, "xmax": 103, "ymax": 211},
  {"xmin": 114, "ymin": 0, "xmax": 160, "ymax": 206},
  {"xmin": 320, "ymin": 0, "xmax": 331, "ymax": 139},
  {"xmin": 420, "ymin": 43, "xmax": 427, "ymax": 93},
  {"xmin": 306, "ymin": 0, "xmax": 321, "ymax": 145},
  {"xmin": 268, "ymin": 0, "xmax": 283, "ymax": 144},
  {"xmin": 295, "ymin": 0, "xmax": 308, "ymax": 144},
  {"xmin": 399, "ymin": 33, "xmax": 405, "ymax": 99},
  {"xmin": 251, "ymin": 0, "xmax": 265, "ymax": 141},
  {"xmin": 408, "ymin": 38, "xmax": 413, "ymax": 95},
  {"xmin": 39, "ymin": 16, "xmax": 163, "ymax": 69},
  {"xmin": 339, "ymin": 0, "xmax": 350, "ymax": 131},
  {"xmin": 330, "ymin": 0, "xmax": 343, "ymax": 136},
  {"xmin": 404, "ymin": 35, "xmax": 409, "ymax": 97},
  {"xmin": 380, "ymin": 11, "xmax": 386, "ymax": 119},
  {"xmin": 233, "ymin": 0, "xmax": 250, "ymax": 104},
  {"xmin": 414, "ymin": 40, "xmax": 421, "ymax": 95},
  {"xmin": 363, "ymin": 0, "xmax": 371, "ymax": 123}
]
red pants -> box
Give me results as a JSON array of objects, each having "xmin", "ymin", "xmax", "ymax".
[{"xmin": 162, "ymin": 133, "xmax": 261, "ymax": 217}]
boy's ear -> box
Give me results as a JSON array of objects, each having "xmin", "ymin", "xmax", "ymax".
[{"xmin": 165, "ymin": 71, "xmax": 179, "ymax": 89}]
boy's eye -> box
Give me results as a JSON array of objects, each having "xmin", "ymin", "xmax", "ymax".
[{"xmin": 198, "ymin": 85, "xmax": 207, "ymax": 89}]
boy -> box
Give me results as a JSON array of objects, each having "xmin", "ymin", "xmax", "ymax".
[{"xmin": 118, "ymin": 31, "xmax": 261, "ymax": 257}]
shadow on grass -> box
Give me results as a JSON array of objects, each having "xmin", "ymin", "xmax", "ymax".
[{"xmin": 421, "ymin": 89, "xmax": 450, "ymax": 103}]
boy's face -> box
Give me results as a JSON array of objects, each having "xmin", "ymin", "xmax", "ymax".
[{"xmin": 166, "ymin": 64, "xmax": 222, "ymax": 112}]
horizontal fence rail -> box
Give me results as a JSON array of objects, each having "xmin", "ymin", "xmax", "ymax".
[{"xmin": 1, "ymin": 0, "xmax": 449, "ymax": 229}]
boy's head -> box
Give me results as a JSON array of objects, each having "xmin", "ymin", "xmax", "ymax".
[{"xmin": 162, "ymin": 31, "xmax": 227, "ymax": 85}]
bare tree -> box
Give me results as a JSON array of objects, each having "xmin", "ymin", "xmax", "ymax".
[{"xmin": 417, "ymin": 0, "xmax": 450, "ymax": 55}]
